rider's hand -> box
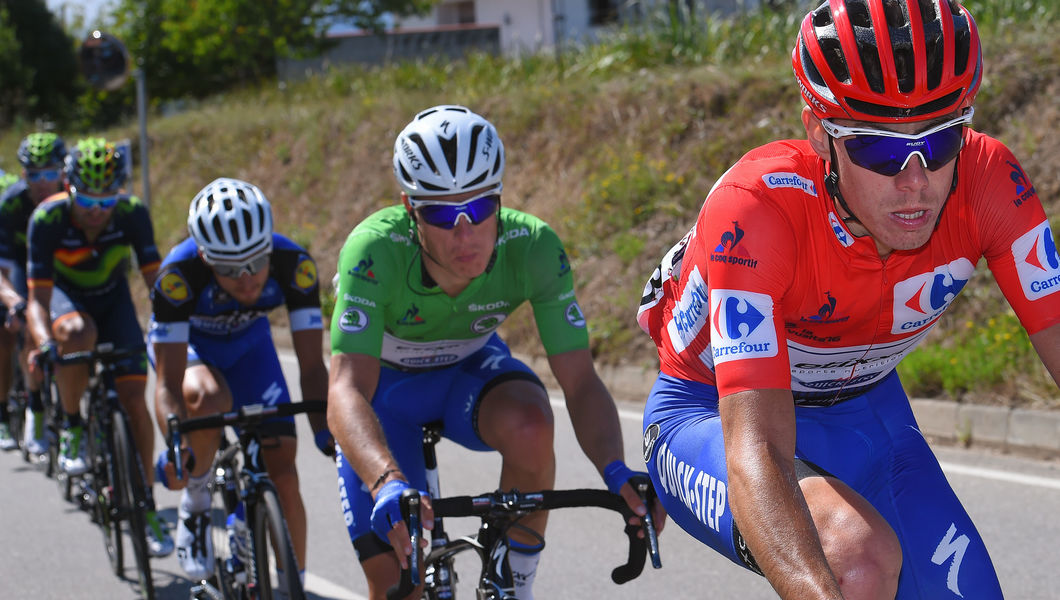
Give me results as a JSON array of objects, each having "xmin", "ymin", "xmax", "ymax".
[
  {"xmin": 604, "ymin": 460, "xmax": 667, "ymax": 537},
  {"xmin": 370, "ymin": 479, "xmax": 432, "ymax": 569},
  {"xmin": 27, "ymin": 340, "xmax": 59, "ymax": 381},
  {"xmin": 4, "ymin": 300, "xmax": 25, "ymax": 333},
  {"xmin": 155, "ymin": 447, "xmax": 196, "ymax": 490}
]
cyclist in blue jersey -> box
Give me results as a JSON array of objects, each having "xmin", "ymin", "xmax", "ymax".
[
  {"xmin": 328, "ymin": 105, "xmax": 665, "ymax": 600},
  {"xmin": 150, "ymin": 177, "xmax": 331, "ymax": 584},
  {"xmin": 25, "ymin": 137, "xmax": 174, "ymax": 556},
  {"xmin": 0, "ymin": 132, "xmax": 67, "ymax": 452}
]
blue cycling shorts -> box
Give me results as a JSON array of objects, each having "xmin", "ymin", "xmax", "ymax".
[
  {"xmin": 335, "ymin": 334, "xmax": 542, "ymax": 561},
  {"xmin": 51, "ymin": 281, "xmax": 147, "ymax": 380},
  {"xmin": 147, "ymin": 321, "xmax": 295, "ymax": 437},
  {"xmin": 642, "ymin": 371, "xmax": 1003, "ymax": 599}
]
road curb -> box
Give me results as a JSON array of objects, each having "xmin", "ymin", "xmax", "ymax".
[{"xmin": 519, "ymin": 354, "xmax": 1060, "ymax": 460}]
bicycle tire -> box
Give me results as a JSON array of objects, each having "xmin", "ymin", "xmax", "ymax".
[
  {"xmin": 8, "ymin": 390, "xmax": 27, "ymax": 462},
  {"xmin": 96, "ymin": 410, "xmax": 125, "ymax": 577},
  {"xmin": 112, "ymin": 409, "xmax": 156, "ymax": 600},
  {"xmin": 249, "ymin": 485, "xmax": 304, "ymax": 600}
]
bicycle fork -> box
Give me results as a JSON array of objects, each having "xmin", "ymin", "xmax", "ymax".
[{"xmin": 423, "ymin": 423, "xmax": 456, "ymax": 599}]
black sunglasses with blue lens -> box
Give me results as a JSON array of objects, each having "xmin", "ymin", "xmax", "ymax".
[{"xmin": 408, "ymin": 191, "xmax": 501, "ymax": 230}]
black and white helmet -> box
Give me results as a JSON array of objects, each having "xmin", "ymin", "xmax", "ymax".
[
  {"xmin": 393, "ymin": 105, "xmax": 505, "ymax": 197},
  {"xmin": 187, "ymin": 177, "xmax": 273, "ymax": 264}
]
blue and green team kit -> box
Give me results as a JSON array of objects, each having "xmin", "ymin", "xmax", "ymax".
[{"xmin": 331, "ymin": 205, "xmax": 590, "ymax": 368}]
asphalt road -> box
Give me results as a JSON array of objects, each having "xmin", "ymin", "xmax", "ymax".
[{"xmin": 1, "ymin": 354, "xmax": 1058, "ymax": 599}]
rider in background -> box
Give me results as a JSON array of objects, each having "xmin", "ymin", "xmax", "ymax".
[
  {"xmin": 0, "ymin": 133, "xmax": 67, "ymax": 453},
  {"xmin": 150, "ymin": 177, "xmax": 331, "ymax": 584},
  {"xmin": 636, "ymin": 1, "xmax": 1059, "ymax": 598},
  {"xmin": 24, "ymin": 137, "xmax": 174, "ymax": 557},
  {"xmin": 328, "ymin": 105, "xmax": 664, "ymax": 600}
]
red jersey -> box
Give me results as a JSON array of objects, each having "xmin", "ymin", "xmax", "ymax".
[{"xmin": 638, "ymin": 131, "xmax": 1060, "ymax": 404}]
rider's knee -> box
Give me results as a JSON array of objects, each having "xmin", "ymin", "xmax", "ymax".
[
  {"xmin": 54, "ymin": 315, "xmax": 96, "ymax": 349},
  {"xmin": 818, "ymin": 507, "xmax": 902, "ymax": 599}
]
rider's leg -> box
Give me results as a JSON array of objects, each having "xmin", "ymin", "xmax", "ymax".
[
  {"xmin": 181, "ymin": 363, "xmax": 231, "ymax": 479},
  {"xmin": 476, "ymin": 378, "xmax": 556, "ymax": 545},
  {"xmin": 799, "ymin": 475, "xmax": 902, "ymax": 600},
  {"xmin": 52, "ymin": 311, "xmax": 94, "ymax": 417},
  {"xmin": 53, "ymin": 311, "xmax": 95, "ymax": 474},
  {"xmin": 0, "ymin": 327, "xmax": 15, "ymax": 448}
]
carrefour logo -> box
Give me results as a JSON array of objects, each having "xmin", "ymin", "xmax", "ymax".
[
  {"xmin": 762, "ymin": 172, "xmax": 816, "ymax": 197},
  {"xmin": 891, "ymin": 258, "xmax": 975, "ymax": 333},
  {"xmin": 666, "ymin": 266, "xmax": 708, "ymax": 354},
  {"xmin": 1011, "ymin": 220, "xmax": 1060, "ymax": 301},
  {"xmin": 709, "ymin": 289, "xmax": 777, "ymax": 364}
]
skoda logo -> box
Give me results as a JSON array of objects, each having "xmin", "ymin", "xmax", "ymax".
[{"xmin": 471, "ymin": 313, "xmax": 507, "ymax": 334}]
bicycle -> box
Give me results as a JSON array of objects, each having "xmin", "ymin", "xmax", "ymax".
[
  {"xmin": 386, "ymin": 422, "xmax": 662, "ymax": 600},
  {"xmin": 166, "ymin": 400, "xmax": 325, "ymax": 600},
  {"xmin": 41, "ymin": 343, "xmax": 157, "ymax": 599}
]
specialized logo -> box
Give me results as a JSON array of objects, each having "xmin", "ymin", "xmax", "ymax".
[
  {"xmin": 400, "ymin": 304, "xmax": 426, "ymax": 326},
  {"xmin": 762, "ymin": 171, "xmax": 817, "ymax": 197},
  {"xmin": 471, "ymin": 313, "xmax": 507, "ymax": 334},
  {"xmin": 337, "ymin": 307, "xmax": 368, "ymax": 333},
  {"xmin": 642, "ymin": 423, "xmax": 660, "ymax": 462},
  {"xmin": 709, "ymin": 289, "xmax": 777, "ymax": 364},
  {"xmin": 350, "ymin": 255, "xmax": 378, "ymax": 285},
  {"xmin": 261, "ymin": 381, "xmax": 283, "ymax": 406},
  {"xmin": 710, "ymin": 221, "xmax": 758, "ymax": 269},
  {"xmin": 1010, "ymin": 220, "xmax": 1060, "ymax": 301},
  {"xmin": 565, "ymin": 301, "xmax": 586, "ymax": 328},
  {"xmin": 666, "ymin": 266, "xmax": 709, "ymax": 354},
  {"xmin": 931, "ymin": 523, "xmax": 969, "ymax": 597},
  {"xmin": 891, "ymin": 258, "xmax": 974, "ymax": 333},
  {"xmin": 292, "ymin": 254, "xmax": 317, "ymax": 292},
  {"xmin": 1006, "ymin": 160, "xmax": 1037, "ymax": 208},
  {"xmin": 828, "ymin": 212, "xmax": 855, "ymax": 247},
  {"xmin": 157, "ymin": 271, "xmax": 191, "ymax": 305}
]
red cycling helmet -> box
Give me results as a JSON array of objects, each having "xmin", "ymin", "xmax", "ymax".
[{"xmin": 793, "ymin": 0, "xmax": 982, "ymax": 123}]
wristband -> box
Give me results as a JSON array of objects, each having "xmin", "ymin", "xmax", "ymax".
[
  {"xmin": 603, "ymin": 459, "xmax": 637, "ymax": 494},
  {"xmin": 370, "ymin": 467, "xmax": 401, "ymax": 492}
]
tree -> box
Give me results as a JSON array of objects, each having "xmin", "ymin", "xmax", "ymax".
[
  {"xmin": 0, "ymin": 0, "xmax": 81, "ymax": 127},
  {"xmin": 112, "ymin": 0, "xmax": 438, "ymax": 101}
]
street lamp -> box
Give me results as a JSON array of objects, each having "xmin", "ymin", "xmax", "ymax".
[{"xmin": 78, "ymin": 30, "xmax": 151, "ymax": 207}]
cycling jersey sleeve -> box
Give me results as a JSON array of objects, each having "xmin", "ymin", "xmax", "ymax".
[
  {"xmin": 524, "ymin": 224, "xmax": 589, "ymax": 356},
  {"xmin": 25, "ymin": 199, "xmax": 63, "ymax": 288},
  {"xmin": 330, "ymin": 229, "xmax": 398, "ymax": 357},
  {"xmin": 963, "ymin": 138, "xmax": 1060, "ymax": 335},
  {"xmin": 696, "ymin": 182, "xmax": 797, "ymax": 396},
  {"xmin": 121, "ymin": 197, "xmax": 162, "ymax": 273},
  {"xmin": 271, "ymin": 236, "xmax": 323, "ymax": 332},
  {"xmin": 0, "ymin": 186, "xmax": 27, "ymax": 271}
]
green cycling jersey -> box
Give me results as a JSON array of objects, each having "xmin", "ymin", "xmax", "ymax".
[{"xmin": 331, "ymin": 205, "xmax": 588, "ymax": 370}]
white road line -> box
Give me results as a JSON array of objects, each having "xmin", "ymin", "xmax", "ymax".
[
  {"xmin": 305, "ymin": 572, "xmax": 367, "ymax": 600},
  {"xmin": 939, "ymin": 462, "xmax": 1060, "ymax": 490}
]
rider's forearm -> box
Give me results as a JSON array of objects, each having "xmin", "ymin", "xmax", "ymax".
[
  {"xmin": 1029, "ymin": 322, "xmax": 1060, "ymax": 387},
  {"xmin": 565, "ymin": 374, "xmax": 626, "ymax": 473},
  {"xmin": 726, "ymin": 439, "xmax": 843, "ymax": 600}
]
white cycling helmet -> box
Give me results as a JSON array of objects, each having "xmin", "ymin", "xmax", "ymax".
[
  {"xmin": 187, "ymin": 177, "xmax": 273, "ymax": 264},
  {"xmin": 393, "ymin": 105, "xmax": 505, "ymax": 197}
]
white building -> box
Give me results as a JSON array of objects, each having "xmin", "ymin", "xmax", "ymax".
[{"xmin": 395, "ymin": 0, "xmax": 764, "ymax": 56}]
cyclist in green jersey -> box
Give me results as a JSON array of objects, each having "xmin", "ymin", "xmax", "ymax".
[
  {"xmin": 329, "ymin": 105, "xmax": 665, "ymax": 600},
  {"xmin": 0, "ymin": 133, "xmax": 68, "ymax": 452}
]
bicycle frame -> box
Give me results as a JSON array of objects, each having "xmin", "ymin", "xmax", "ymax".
[
  {"xmin": 169, "ymin": 400, "xmax": 325, "ymax": 600},
  {"xmin": 386, "ymin": 422, "xmax": 662, "ymax": 600}
]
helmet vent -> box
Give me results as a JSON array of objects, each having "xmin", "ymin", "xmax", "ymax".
[
  {"xmin": 466, "ymin": 125, "xmax": 483, "ymax": 173},
  {"xmin": 407, "ymin": 133, "xmax": 439, "ymax": 177},
  {"xmin": 952, "ymin": 11, "xmax": 971, "ymax": 76}
]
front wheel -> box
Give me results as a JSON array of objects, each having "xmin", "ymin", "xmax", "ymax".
[
  {"xmin": 112, "ymin": 410, "xmax": 155, "ymax": 600},
  {"xmin": 249, "ymin": 485, "xmax": 304, "ymax": 600}
]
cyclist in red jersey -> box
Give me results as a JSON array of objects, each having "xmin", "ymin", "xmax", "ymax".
[{"xmin": 637, "ymin": 1, "xmax": 1059, "ymax": 599}]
